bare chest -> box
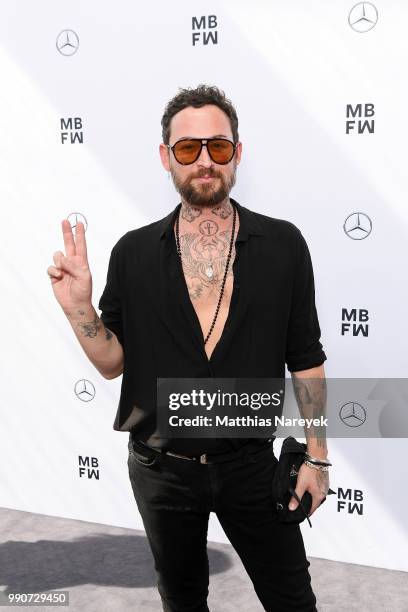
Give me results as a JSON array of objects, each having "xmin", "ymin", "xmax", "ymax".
[{"xmin": 177, "ymin": 219, "xmax": 239, "ymax": 360}]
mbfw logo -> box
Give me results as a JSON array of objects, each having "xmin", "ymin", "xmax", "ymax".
[
  {"xmin": 341, "ymin": 308, "xmax": 369, "ymax": 336},
  {"xmin": 348, "ymin": 3, "xmax": 378, "ymax": 33},
  {"xmin": 56, "ymin": 29, "xmax": 79, "ymax": 56},
  {"xmin": 337, "ymin": 487, "xmax": 364, "ymax": 515},
  {"xmin": 346, "ymin": 103, "xmax": 375, "ymax": 134},
  {"xmin": 78, "ymin": 456, "xmax": 99, "ymax": 479},
  {"xmin": 61, "ymin": 118, "xmax": 83, "ymax": 144},
  {"xmin": 343, "ymin": 212, "xmax": 372, "ymax": 240},
  {"xmin": 192, "ymin": 15, "xmax": 218, "ymax": 46}
]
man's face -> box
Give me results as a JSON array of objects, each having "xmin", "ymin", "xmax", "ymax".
[{"xmin": 159, "ymin": 104, "xmax": 242, "ymax": 208}]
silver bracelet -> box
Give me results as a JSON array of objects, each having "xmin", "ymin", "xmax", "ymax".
[
  {"xmin": 304, "ymin": 460, "xmax": 330, "ymax": 472},
  {"xmin": 305, "ymin": 453, "xmax": 332, "ymax": 466}
]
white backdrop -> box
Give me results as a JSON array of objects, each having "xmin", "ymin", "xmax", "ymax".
[{"xmin": 0, "ymin": 1, "xmax": 407, "ymax": 573}]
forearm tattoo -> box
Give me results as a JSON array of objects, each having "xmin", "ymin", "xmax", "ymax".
[
  {"xmin": 74, "ymin": 310, "xmax": 113, "ymax": 341},
  {"xmin": 292, "ymin": 375, "xmax": 328, "ymax": 450}
]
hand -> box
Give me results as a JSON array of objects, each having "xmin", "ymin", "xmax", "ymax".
[
  {"xmin": 288, "ymin": 463, "xmax": 330, "ymax": 517},
  {"xmin": 47, "ymin": 220, "xmax": 92, "ymax": 314}
]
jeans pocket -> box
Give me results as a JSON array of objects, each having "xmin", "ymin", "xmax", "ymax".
[{"xmin": 128, "ymin": 439, "xmax": 161, "ymax": 467}]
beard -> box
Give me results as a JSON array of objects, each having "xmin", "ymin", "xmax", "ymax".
[{"xmin": 169, "ymin": 162, "xmax": 237, "ymax": 208}]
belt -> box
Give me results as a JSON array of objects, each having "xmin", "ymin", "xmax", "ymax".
[{"xmin": 135, "ymin": 438, "xmax": 275, "ymax": 465}]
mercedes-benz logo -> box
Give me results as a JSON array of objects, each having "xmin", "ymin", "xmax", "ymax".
[
  {"xmin": 56, "ymin": 30, "xmax": 80, "ymax": 56},
  {"xmin": 67, "ymin": 212, "xmax": 88, "ymax": 233},
  {"xmin": 339, "ymin": 402, "xmax": 367, "ymax": 427},
  {"xmin": 74, "ymin": 379, "xmax": 96, "ymax": 402},
  {"xmin": 343, "ymin": 212, "xmax": 372, "ymax": 240},
  {"xmin": 348, "ymin": 3, "xmax": 378, "ymax": 33}
]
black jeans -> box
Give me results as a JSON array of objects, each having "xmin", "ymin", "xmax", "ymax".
[{"xmin": 127, "ymin": 437, "xmax": 318, "ymax": 612}]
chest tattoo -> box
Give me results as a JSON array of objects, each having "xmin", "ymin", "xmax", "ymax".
[{"xmin": 178, "ymin": 219, "xmax": 236, "ymax": 301}]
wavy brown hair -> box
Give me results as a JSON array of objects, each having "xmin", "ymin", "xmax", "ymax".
[{"xmin": 161, "ymin": 84, "xmax": 239, "ymax": 145}]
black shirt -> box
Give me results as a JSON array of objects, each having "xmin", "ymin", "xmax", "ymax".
[{"xmin": 98, "ymin": 197, "xmax": 327, "ymax": 454}]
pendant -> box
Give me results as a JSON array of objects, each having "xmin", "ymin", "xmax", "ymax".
[{"xmin": 205, "ymin": 265, "xmax": 214, "ymax": 279}]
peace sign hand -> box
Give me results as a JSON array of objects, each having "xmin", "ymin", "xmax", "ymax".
[{"xmin": 47, "ymin": 220, "xmax": 93, "ymax": 315}]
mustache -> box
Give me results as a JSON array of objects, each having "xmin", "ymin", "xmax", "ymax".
[{"xmin": 191, "ymin": 170, "xmax": 220, "ymax": 179}]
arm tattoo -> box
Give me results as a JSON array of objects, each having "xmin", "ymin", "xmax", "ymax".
[
  {"xmin": 292, "ymin": 375, "xmax": 328, "ymax": 450},
  {"xmin": 74, "ymin": 310, "xmax": 113, "ymax": 341},
  {"xmin": 76, "ymin": 312, "xmax": 102, "ymax": 338}
]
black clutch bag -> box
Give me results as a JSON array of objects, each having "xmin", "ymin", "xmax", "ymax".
[{"xmin": 271, "ymin": 436, "xmax": 335, "ymax": 528}]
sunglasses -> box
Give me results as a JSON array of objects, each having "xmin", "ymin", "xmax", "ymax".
[{"xmin": 167, "ymin": 137, "xmax": 238, "ymax": 165}]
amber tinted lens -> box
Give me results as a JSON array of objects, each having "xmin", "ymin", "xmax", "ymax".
[
  {"xmin": 173, "ymin": 139, "xmax": 202, "ymax": 164},
  {"xmin": 172, "ymin": 139, "xmax": 235, "ymax": 164},
  {"xmin": 207, "ymin": 139, "xmax": 235, "ymax": 163}
]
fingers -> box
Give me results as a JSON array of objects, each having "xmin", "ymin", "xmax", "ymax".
[
  {"xmin": 288, "ymin": 464, "xmax": 329, "ymax": 517},
  {"xmin": 289, "ymin": 486, "xmax": 322, "ymax": 517},
  {"xmin": 62, "ymin": 219, "xmax": 76, "ymax": 257},
  {"xmin": 309, "ymin": 492, "xmax": 327, "ymax": 516},
  {"xmin": 47, "ymin": 265, "xmax": 62, "ymax": 283},
  {"xmin": 289, "ymin": 485, "xmax": 305, "ymax": 511},
  {"xmin": 53, "ymin": 251, "xmax": 64, "ymax": 268},
  {"xmin": 303, "ymin": 486, "xmax": 325, "ymax": 515},
  {"xmin": 74, "ymin": 220, "xmax": 88, "ymax": 262},
  {"xmin": 52, "ymin": 251, "xmax": 79, "ymax": 277}
]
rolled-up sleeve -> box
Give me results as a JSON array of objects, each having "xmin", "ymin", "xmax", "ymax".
[
  {"xmin": 285, "ymin": 229, "xmax": 327, "ymax": 372},
  {"xmin": 98, "ymin": 242, "xmax": 124, "ymax": 348}
]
